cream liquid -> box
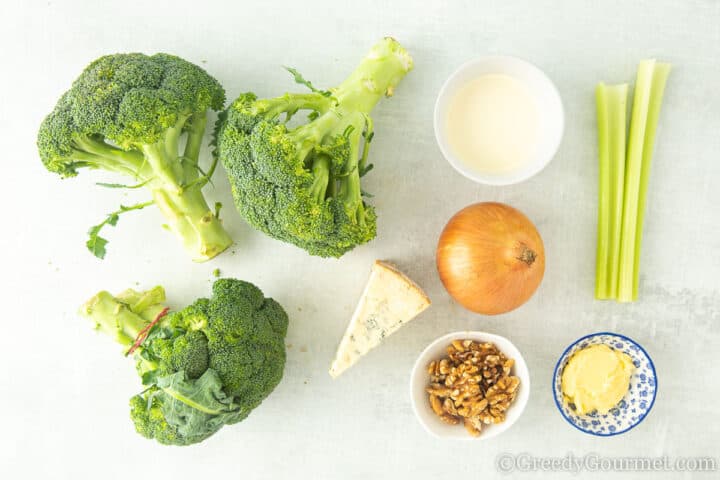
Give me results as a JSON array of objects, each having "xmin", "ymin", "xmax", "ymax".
[{"xmin": 445, "ymin": 74, "xmax": 539, "ymax": 174}]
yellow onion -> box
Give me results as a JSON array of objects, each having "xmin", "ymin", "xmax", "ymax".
[{"xmin": 436, "ymin": 202, "xmax": 545, "ymax": 315}]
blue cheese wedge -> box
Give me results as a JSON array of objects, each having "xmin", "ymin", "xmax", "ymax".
[{"xmin": 329, "ymin": 260, "xmax": 431, "ymax": 378}]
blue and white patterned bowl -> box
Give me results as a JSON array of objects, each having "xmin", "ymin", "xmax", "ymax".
[{"xmin": 552, "ymin": 332, "xmax": 657, "ymax": 436}]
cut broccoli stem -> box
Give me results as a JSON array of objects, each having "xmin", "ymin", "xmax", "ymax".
[
  {"xmin": 287, "ymin": 38, "xmax": 411, "ymax": 214},
  {"xmin": 81, "ymin": 287, "xmax": 166, "ymax": 368},
  {"xmin": 115, "ymin": 286, "xmax": 167, "ymax": 318},
  {"xmin": 73, "ymin": 127, "xmax": 232, "ymax": 261},
  {"xmin": 632, "ymin": 63, "xmax": 671, "ymax": 299},
  {"xmin": 332, "ymin": 37, "xmax": 414, "ymax": 115},
  {"xmin": 81, "ymin": 291, "xmax": 155, "ymax": 347},
  {"xmin": 123, "ymin": 114, "xmax": 233, "ymax": 262},
  {"xmin": 152, "ymin": 185, "xmax": 232, "ymax": 262},
  {"xmin": 328, "ymin": 37, "xmax": 411, "ymax": 225},
  {"xmin": 216, "ymin": 39, "xmax": 412, "ymax": 258}
]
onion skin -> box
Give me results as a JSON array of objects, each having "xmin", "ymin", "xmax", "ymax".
[{"xmin": 436, "ymin": 202, "xmax": 545, "ymax": 315}]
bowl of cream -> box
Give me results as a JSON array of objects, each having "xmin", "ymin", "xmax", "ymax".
[
  {"xmin": 434, "ymin": 56, "xmax": 564, "ymax": 185},
  {"xmin": 552, "ymin": 332, "xmax": 657, "ymax": 436}
]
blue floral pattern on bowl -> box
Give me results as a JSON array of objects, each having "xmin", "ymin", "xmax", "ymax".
[{"xmin": 552, "ymin": 332, "xmax": 657, "ymax": 436}]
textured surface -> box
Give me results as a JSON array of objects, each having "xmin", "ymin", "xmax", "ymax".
[{"xmin": 1, "ymin": 0, "xmax": 719, "ymax": 478}]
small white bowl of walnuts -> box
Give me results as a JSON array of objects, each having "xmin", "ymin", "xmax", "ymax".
[{"xmin": 410, "ymin": 331, "xmax": 530, "ymax": 439}]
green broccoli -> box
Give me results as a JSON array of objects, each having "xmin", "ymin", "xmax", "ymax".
[
  {"xmin": 80, "ymin": 278, "xmax": 288, "ymax": 446},
  {"xmin": 37, "ymin": 53, "xmax": 232, "ymax": 261},
  {"xmin": 215, "ymin": 38, "xmax": 413, "ymax": 257}
]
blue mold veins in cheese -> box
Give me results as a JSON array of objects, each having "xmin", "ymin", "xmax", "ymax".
[{"xmin": 329, "ymin": 260, "xmax": 431, "ymax": 378}]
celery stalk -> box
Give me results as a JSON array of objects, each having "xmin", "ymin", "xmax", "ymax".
[
  {"xmin": 617, "ymin": 60, "xmax": 657, "ymax": 302},
  {"xmin": 607, "ymin": 84, "xmax": 628, "ymax": 298},
  {"xmin": 617, "ymin": 60, "xmax": 656, "ymax": 301},
  {"xmin": 595, "ymin": 60, "xmax": 670, "ymax": 303},
  {"xmin": 595, "ymin": 84, "xmax": 628, "ymax": 300},
  {"xmin": 631, "ymin": 63, "xmax": 671, "ymax": 299},
  {"xmin": 594, "ymin": 84, "xmax": 611, "ymax": 299}
]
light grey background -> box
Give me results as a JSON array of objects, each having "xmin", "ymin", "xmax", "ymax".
[{"xmin": 1, "ymin": 1, "xmax": 718, "ymax": 479}]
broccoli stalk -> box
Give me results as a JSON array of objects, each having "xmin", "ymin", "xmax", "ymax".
[
  {"xmin": 216, "ymin": 38, "xmax": 413, "ymax": 257},
  {"xmin": 75, "ymin": 116, "xmax": 230, "ymax": 261},
  {"xmin": 79, "ymin": 279, "xmax": 289, "ymax": 446},
  {"xmin": 145, "ymin": 114, "xmax": 232, "ymax": 262},
  {"xmin": 81, "ymin": 286, "xmax": 169, "ymax": 380},
  {"xmin": 81, "ymin": 287, "xmax": 166, "ymax": 348},
  {"xmin": 286, "ymin": 39, "xmax": 410, "ymax": 225},
  {"xmin": 37, "ymin": 53, "xmax": 233, "ymax": 261}
]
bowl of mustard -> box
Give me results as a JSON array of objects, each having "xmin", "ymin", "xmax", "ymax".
[{"xmin": 552, "ymin": 332, "xmax": 657, "ymax": 436}]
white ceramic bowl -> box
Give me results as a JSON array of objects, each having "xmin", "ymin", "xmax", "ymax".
[
  {"xmin": 434, "ymin": 56, "xmax": 564, "ymax": 185},
  {"xmin": 410, "ymin": 331, "xmax": 530, "ymax": 440}
]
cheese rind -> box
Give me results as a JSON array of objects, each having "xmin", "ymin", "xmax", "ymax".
[{"xmin": 329, "ymin": 260, "xmax": 431, "ymax": 378}]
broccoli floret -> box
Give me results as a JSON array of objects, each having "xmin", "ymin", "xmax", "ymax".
[
  {"xmin": 80, "ymin": 278, "xmax": 288, "ymax": 446},
  {"xmin": 37, "ymin": 53, "xmax": 232, "ymax": 261},
  {"xmin": 215, "ymin": 38, "xmax": 413, "ymax": 257},
  {"xmin": 170, "ymin": 331, "xmax": 209, "ymax": 379},
  {"xmin": 129, "ymin": 394, "xmax": 183, "ymax": 446},
  {"xmin": 205, "ymin": 279, "xmax": 288, "ymax": 410}
]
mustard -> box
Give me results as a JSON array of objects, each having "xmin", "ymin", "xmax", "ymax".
[{"xmin": 561, "ymin": 344, "xmax": 634, "ymax": 415}]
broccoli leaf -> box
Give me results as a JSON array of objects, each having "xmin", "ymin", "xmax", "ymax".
[
  {"xmin": 86, "ymin": 201, "xmax": 154, "ymax": 259},
  {"xmin": 86, "ymin": 234, "xmax": 109, "ymax": 259},
  {"xmin": 96, "ymin": 179, "xmax": 151, "ymax": 189},
  {"xmin": 359, "ymin": 163, "xmax": 374, "ymax": 177},
  {"xmin": 157, "ymin": 370, "xmax": 238, "ymax": 415},
  {"xmin": 141, "ymin": 370, "xmax": 160, "ymax": 386},
  {"xmin": 154, "ymin": 370, "xmax": 245, "ymax": 440},
  {"xmin": 283, "ymin": 67, "xmax": 332, "ymax": 97}
]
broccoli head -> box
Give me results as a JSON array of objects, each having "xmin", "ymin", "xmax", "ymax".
[
  {"xmin": 80, "ymin": 278, "xmax": 289, "ymax": 446},
  {"xmin": 37, "ymin": 53, "xmax": 232, "ymax": 261},
  {"xmin": 215, "ymin": 38, "xmax": 413, "ymax": 257}
]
